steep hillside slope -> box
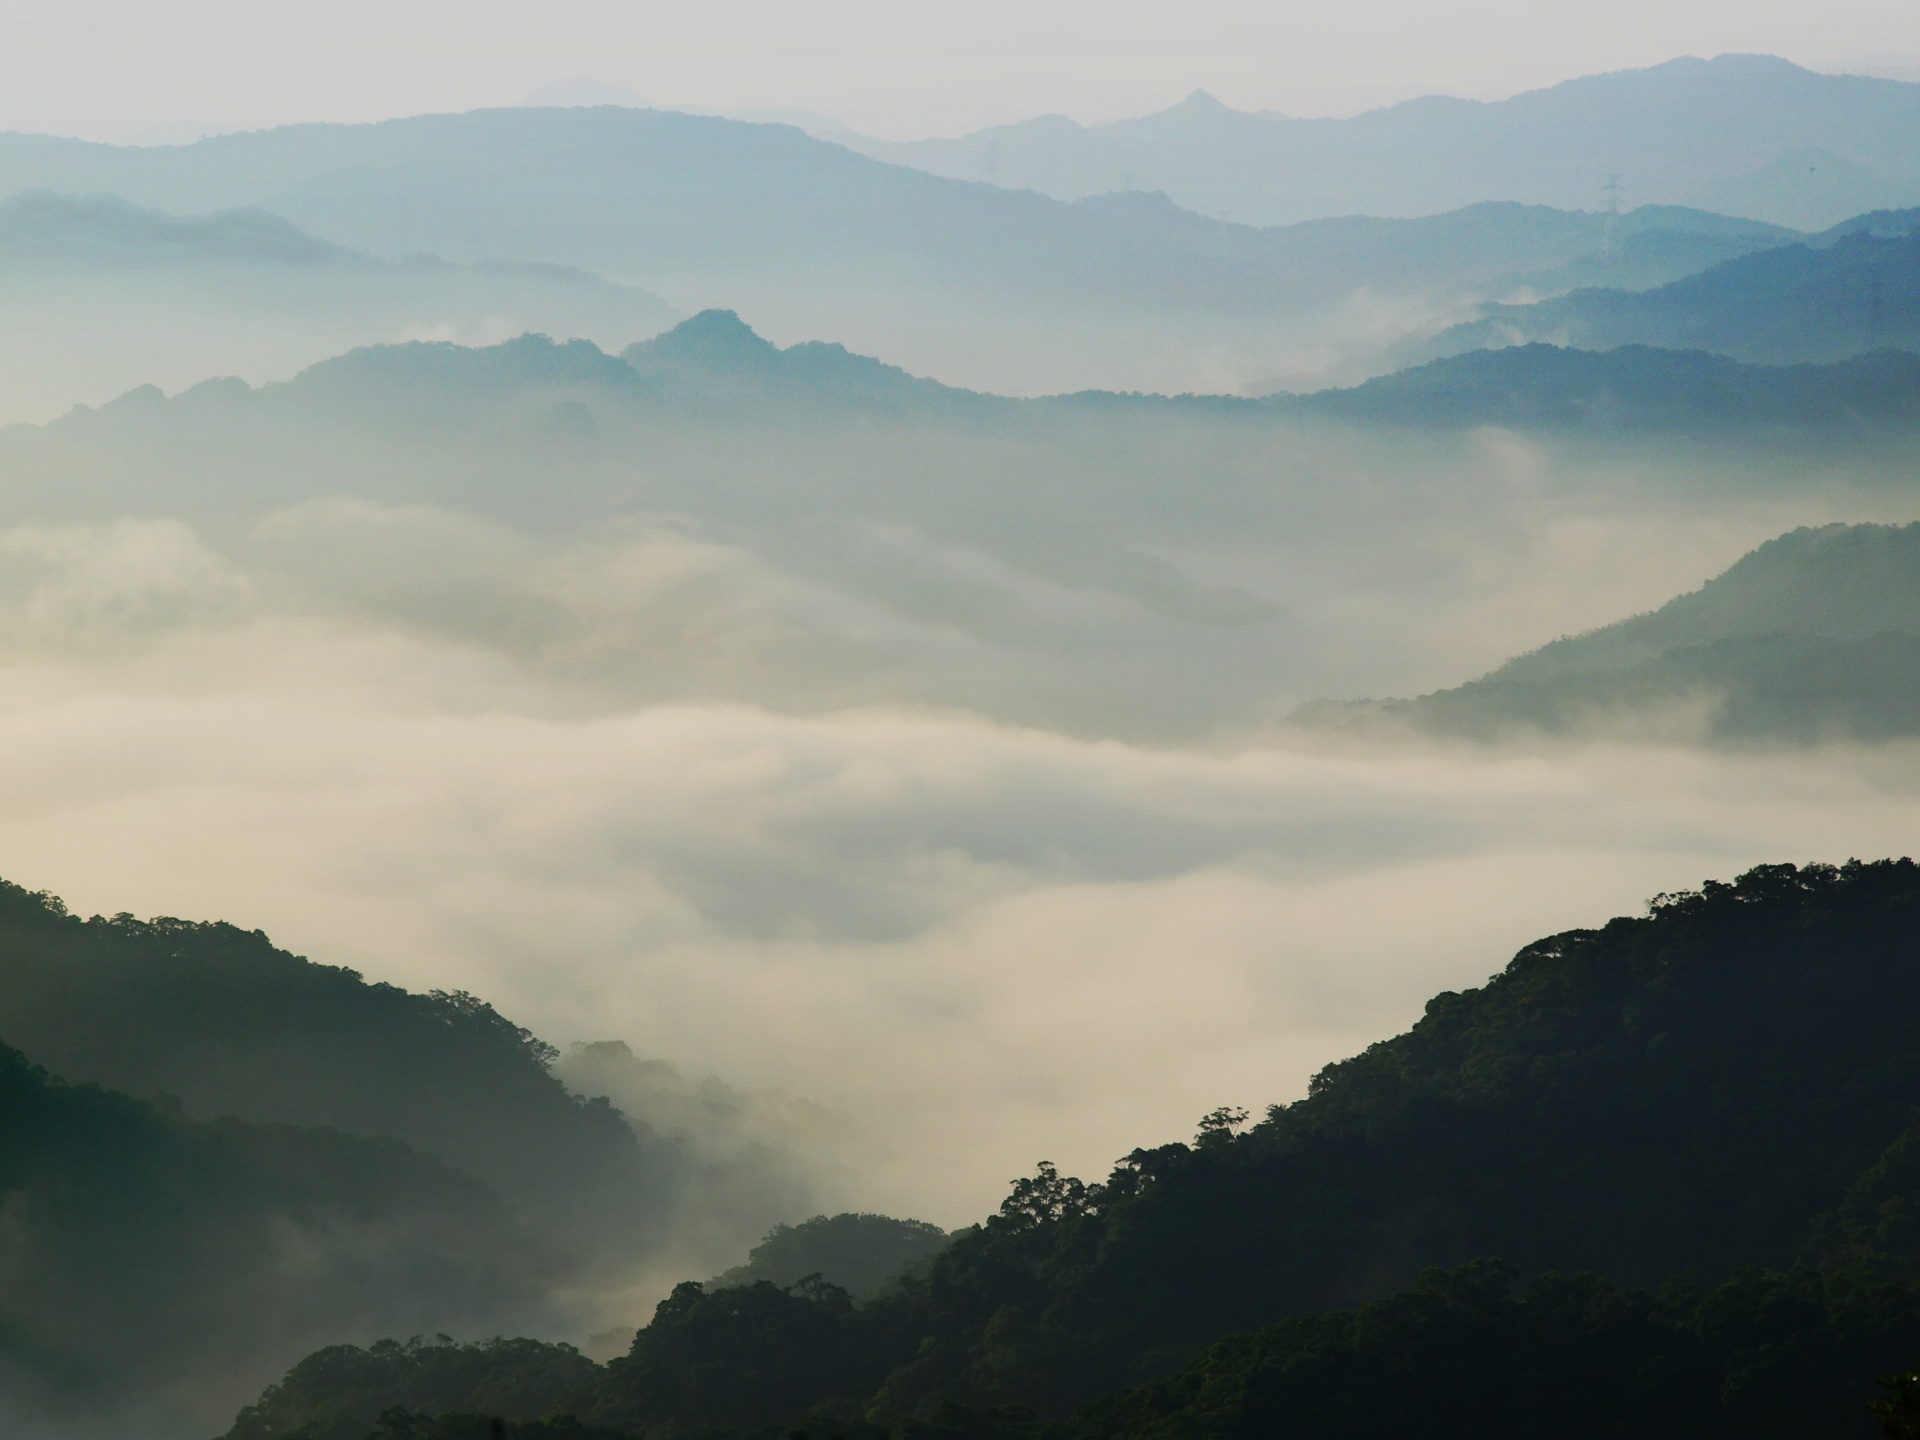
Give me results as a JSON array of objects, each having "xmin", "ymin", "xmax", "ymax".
[
  {"xmin": 0, "ymin": 1039, "xmax": 543, "ymax": 1437},
  {"xmin": 1431, "ymin": 223, "xmax": 1920, "ymax": 364},
  {"xmin": 1287, "ymin": 343, "xmax": 1920, "ymax": 430},
  {"xmin": 230, "ymin": 860, "xmax": 1920, "ymax": 1435},
  {"xmin": 1309, "ymin": 522, "xmax": 1920, "ymax": 741}
]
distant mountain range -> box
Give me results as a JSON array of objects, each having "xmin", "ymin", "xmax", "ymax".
[
  {"xmin": 74, "ymin": 309, "xmax": 1920, "ymax": 439},
  {"xmin": 0, "ymin": 106, "xmax": 1822, "ymax": 396},
  {"xmin": 1427, "ymin": 213, "xmax": 1920, "ymax": 365},
  {"xmin": 0, "ymin": 127, "xmax": 1780, "ymax": 309},
  {"xmin": 1299, "ymin": 523, "xmax": 1920, "ymax": 742},
  {"xmin": 19, "ymin": 313, "xmax": 1910, "ymax": 744},
  {"xmin": 0, "ymin": 190, "xmax": 680, "ymax": 423},
  {"xmin": 837, "ymin": 56, "xmax": 1920, "ymax": 230}
]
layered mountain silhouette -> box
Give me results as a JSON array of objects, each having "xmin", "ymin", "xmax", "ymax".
[
  {"xmin": 1430, "ymin": 215, "xmax": 1920, "ymax": 364},
  {"xmin": 0, "ymin": 105, "xmax": 1828, "ymax": 398},
  {"xmin": 0, "ymin": 133, "xmax": 1775, "ymax": 315},
  {"xmin": 839, "ymin": 56, "xmax": 1920, "ymax": 229},
  {"xmin": 1287, "ymin": 343, "xmax": 1920, "ymax": 429},
  {"xmin": 35, "ymin": 315, "xmax": 1920, "ymax": 476},
  {"xmin": 0, "ymin": 190, "xmax": 679, "ymax": 424}
]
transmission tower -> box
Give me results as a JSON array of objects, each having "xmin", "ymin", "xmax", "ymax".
[{"xmin": 1599, "ymin": 174, "xmax": 1624, "ymax": 264}]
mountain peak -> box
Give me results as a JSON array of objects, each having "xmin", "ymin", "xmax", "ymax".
[
  {"xmin": 623, "ymin": 309, "xmax": 780, "ymax": 377},
  {"xmin": 1169, "ymin": 89, "xmax": 1232, "ymax": 115}
]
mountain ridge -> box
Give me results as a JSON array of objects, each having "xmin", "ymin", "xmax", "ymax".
[
  {"xmin": 218, "ymin": 858, "xmax": 1920, "ymax": 1439},
  {"xmin": 1296, "ymin": 522, "xmax": 1920, "ymax": 741},
  {"xmin": 835, "ymin": 55, "xmax": 1920, "ymax": 229}
]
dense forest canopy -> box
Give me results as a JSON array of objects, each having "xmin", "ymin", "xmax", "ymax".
[
  {"xmin": 0, "ymin": 1038, "xmax": 546, "ymax": 1436},
  {"xmin": 0, "ymin": 877, "xmax": 852, "ymax": 1434},
  {"xmin": 227, "ymin": 858, "xmax": 1920, "ymax": 1440}
]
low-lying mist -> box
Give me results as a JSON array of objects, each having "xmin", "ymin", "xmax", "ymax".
[
  {"xmin": 6, "ymin": 335, "xmax": 1920, "ymax": 1388},
  {"xmin": 5, "ymin": 611, "xmax": 1920, "ymax": 1236}
]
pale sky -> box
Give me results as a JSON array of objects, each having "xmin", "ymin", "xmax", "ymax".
[{"xmin": 0, "ymin": 0, "xmax": 1914, "ymax": 143}]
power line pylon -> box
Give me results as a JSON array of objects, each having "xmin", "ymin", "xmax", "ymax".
[{"xmin": 1600, "ymin": 174, "xmax": 1624, "ymax": 264}]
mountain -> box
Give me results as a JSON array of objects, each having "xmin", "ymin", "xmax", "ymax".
[
  {"xmin": 838, "ymin": 56, "xmax": 1920, "ymax": 230},
  {"xmin": 1427, "ymin": 217, "xmax": 1920, "ymax": 364},
  {"xmin": 1285, "ymin": 343, "xmax": 1920, "ymax": 430},
  {"xmin": 1298, "ymin": 522, "xmax": 1920, "ymax": 742},
  {"xmin": 1041, "ymin": 1259, "xmax": 1919, "ymax": 1440},
  {"xmin": 708, "ymin": 1214, "xmax": 950, "ymax": 1299},
  {"xmin": 0, "ymin": 872, "xmax": 858, "ymax": 1436},
  {"xmin": 620, "ymin": 307, "xmax": 965, "ymax": 409},
  {"xmin": 0, "ymin": 190, "xmax": 679, "ymax": 425},
  {"xmin": 0, "ymin": 878, "xmax": 656, "ymax": 1245},
  {"xmin": 0, "ymin": 188, "xmax": 356, "ymax": 266},
  {"xmin": 1687, "ymin": 147, "xmax": 1909, "ymax": 230},
  {"xmin": 0, "ymin": 108, "xmax": 1797, "ymax": 395},
  {"xmin": 0, "ymin": 1035, "xmax": 544, "ymax": 1437},
  {"xmin": 225, "ymin": 859, "xmax": 1920, "ymax": 1439},
  {"xmin": 12, "ymin": 318, "xmax": 1919, "ymax": 746}
]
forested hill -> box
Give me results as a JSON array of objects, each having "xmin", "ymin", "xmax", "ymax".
[
  {"xmin": 54, "ymin": 316, "xmax": 1920, "ymax": 446},
  {"xmin": 0, "ymin": 879, "xmax": 652, "ymax": 1243},
  {"xmin": 1304, "ymin": 521, "xmax": 1920, "ymax": 742},
  {"xmin": 1284, "ymin": 342, "xmax": 1920, "ymax": 430},
  {"xmin": 234, "ymin": 859, "xmax": 1920, "ymax": 1439},
  {"xmin": 1430, "ymin": 222, "xmax": 1920, "ymax": 365},
  {"xmin": 0, "ymin": 1038, "xmax": 546, "ymax": 1435}
]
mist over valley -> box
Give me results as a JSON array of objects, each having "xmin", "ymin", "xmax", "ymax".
[{"xmin": 5, "ymin": 23, "xmax": 1920, "ymax": 1440}]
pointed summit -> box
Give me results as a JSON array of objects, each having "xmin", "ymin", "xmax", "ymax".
[
  {"xmin": 1165, "ymin": 89, "xmax": 1234, "ymax": 118},
  {"xmin": 624, "ymin": 309, "xmax": 781, "ymax": 379}
]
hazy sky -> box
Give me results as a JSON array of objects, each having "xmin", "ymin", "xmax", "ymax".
[{"xmin": 1, "ymin": 0, "xmax": 1914, "ymax": 142}]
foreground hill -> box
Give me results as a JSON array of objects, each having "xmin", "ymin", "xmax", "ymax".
[
  {"xmin": 841, "ymin": 56, "xmax": 1920, "ymax": 229},
  {"xmin": 0, "ymin": 1032, "xmax": 543, "ymax": 1436},
  {"xmin": 1430, "ymin": 220, "xmax": 1920, "ymax": 365},
  {"xmin": 0, "ymin": 879, "xmax": 655, "ymax": 1247},
  {"xmin": 0, "ymin": 876, "xmax": 858, "ymax": 1434},
  {"xmin": 1301, "ymin": 522, "xmax": 1920, "ymax": 742},
  {"xmin": 233, "ymin": 859, "xmax": 1920, "ymax": 1437}
]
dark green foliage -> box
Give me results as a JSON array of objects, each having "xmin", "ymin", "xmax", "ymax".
[
  {"xmin": 227, "ymin": 858, "xmax": 1920, "ymax": 1437},
  {"xmin": 0, "ymin": 1041, "xmax": 543, "ymax": 1432},
  {"xmin": 224, "ymin": 1337, "xmax": 602, "ymax": 1440},
  {"xmin": 0, "ymin": 878, "xmax": 658, "ymax": 1251},
  {"xmin": 837, "ymin": 860, "xmax": 1920, "ymax": 1414},
  {"xmin": 1874, "ymin": 1370, "xmax": 1920, "ymax": 1438},
  {"xmin": 366, "ymin": 1415, "xmax": 638, "ymax": 1440},
  {"xmin": 711, "ymin": 1214, "xmax": 951, "ymax": 1299},
  {"xmin": 592, "ymin": 1279, "xmax": 908, "ymax": 1436},
  {"xmin": 1047, "ymin": 1260, "xmax": 1920, "ymax": 1440}
]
